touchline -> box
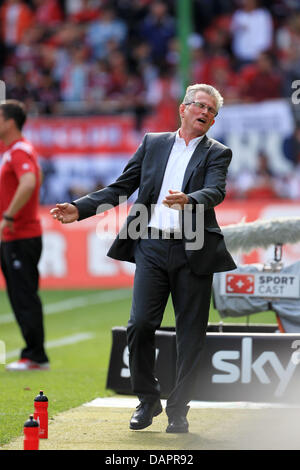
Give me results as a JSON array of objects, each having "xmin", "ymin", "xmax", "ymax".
[{"xmin": 212, "ymin": 337, "xmax": 298, "ymax": 397}]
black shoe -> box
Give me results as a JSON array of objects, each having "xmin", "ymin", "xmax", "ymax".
[
  {"xmin": 130, "ymin": 400, "xmax": 162, "ymax": 430},
  {"xmin": 166, "ymin": 416, "xmax": 189, "ymax": 433}
]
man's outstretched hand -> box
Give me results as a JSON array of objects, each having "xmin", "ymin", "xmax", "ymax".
[{"xmin": 50, "ymin": 203, "xmax": 79, "ymax": 224}]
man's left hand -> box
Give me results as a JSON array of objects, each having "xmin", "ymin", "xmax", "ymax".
[
  {"xmin": 162, "ymin": 190, "xmax": 189, "ymax": 210},
  {"xmin": 0, "ymin": 218, "xmax": 14, "ymax": 240}
]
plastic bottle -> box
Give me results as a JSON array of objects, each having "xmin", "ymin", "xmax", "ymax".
[
  {"xmin": 34, "ymin": 390, "xmax": 48, "ymax": 439},
  {"xmin": 24, "ymin": 415, "xmax": 39, "ymax": 450}
]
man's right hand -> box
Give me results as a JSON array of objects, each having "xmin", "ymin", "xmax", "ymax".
[{"xmin": 50, "ymin": 203, "xmax": 79, "ymax": 224}]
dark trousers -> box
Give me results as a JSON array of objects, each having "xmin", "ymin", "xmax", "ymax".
[
  {"xmin": 0, "ymin": 236, "xmax": 48, "ymax": 363},
  {"xmin": 127, "ymin": 237, "xmax": 213, "ymax": 418}
]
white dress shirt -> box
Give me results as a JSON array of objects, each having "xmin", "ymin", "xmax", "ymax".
[{"xmin": 148, "ymin": 130, "xmax": 204, "ymax": 231}]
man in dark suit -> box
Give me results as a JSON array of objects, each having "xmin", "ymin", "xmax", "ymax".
[{"xmin": 50, "ymin": 83, "xmax": 236, "ymax": 433}]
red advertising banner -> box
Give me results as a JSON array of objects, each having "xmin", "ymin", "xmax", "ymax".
[
  {"xmin": 23, "ymin": 116, "xmax": 140, "ymax": 156},
  {"xmin": 37, "ymin": 204, "xmax": 134, "ymax": 289},
  {"xmin": 0, "ymin": 200, "xmax": 300, "ymax": 289}
]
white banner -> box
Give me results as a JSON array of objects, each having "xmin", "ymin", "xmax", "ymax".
[{"xmin": 208, "ymin": 99, "xmax": 294, "ymax": 136}]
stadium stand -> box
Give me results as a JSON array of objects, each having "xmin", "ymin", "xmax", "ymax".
[{"xmin": 0, "ymin": 0, "xmax": 300, "ymax": 203}]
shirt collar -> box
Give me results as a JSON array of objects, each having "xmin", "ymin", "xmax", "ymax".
[
  {"xmin": 175, "ymin": 129, "xmax": 204, "ymax": 147},
  {"xmin": 6, "ymin": 137, "xmax": 25, "ymax": 151}
]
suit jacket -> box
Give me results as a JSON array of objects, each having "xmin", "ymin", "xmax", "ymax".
[{"xmin": 74, "ymin": 132, "xmax": 237, "ymax": 275}]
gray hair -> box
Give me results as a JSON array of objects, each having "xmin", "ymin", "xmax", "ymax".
[{"xmin": 183, "ymin": 84, "xmax": 224, "ymax": 112}]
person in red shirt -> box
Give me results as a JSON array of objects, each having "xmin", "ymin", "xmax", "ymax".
[
  {"xmin": 239, "ymin": 51, "xmax": 283, "ymax": 102},
  {"xmin": 0, "ymin": 100, "xmax": 49, "ymax": 371}
]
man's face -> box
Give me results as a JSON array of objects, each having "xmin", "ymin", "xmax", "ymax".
[{"xmin": 179, "ymin": 91, "xmax": 217, "ymax": 137}]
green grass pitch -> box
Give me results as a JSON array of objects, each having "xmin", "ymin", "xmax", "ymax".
[{"xmin": 0, "ymin": 288, "xmax": 276, "ymax": 446}]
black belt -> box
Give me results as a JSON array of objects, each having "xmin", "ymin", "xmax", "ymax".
[{"xmin": 147, "ymin": 227, "xmax": 182, "ymax": 239}]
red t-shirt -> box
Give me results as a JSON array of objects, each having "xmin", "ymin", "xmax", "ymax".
[{"xmin": 0, "ymin": 138, "xmax": 42, "ymax": 241}]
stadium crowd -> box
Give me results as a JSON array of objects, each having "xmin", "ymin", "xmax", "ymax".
[{"xmin": 1, "ymin": 0, "xmax": 300, "ymax": 202}]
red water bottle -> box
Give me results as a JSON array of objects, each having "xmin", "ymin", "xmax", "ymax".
[
  {"xmin": 24, "ymin": 415, "xmax": 39, "ymax": 450},
  {"xmin": 34, "ymin": 390, "xmax": 48, "ymax": 439}
]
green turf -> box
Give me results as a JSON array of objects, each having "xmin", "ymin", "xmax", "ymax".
[{"xmin": 0, "ymin": 288, "xmax": 276, "ymax": 446}]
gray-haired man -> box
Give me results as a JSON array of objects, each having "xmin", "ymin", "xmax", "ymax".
[{"xmin": 51, "ymin": 84, "xmax": 236, "ymax": 433}]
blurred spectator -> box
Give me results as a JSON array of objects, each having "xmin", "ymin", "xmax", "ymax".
[
  {"xmin": 105, "ymin": 50, "xmax": 147, "ymax": 129},
  {"xmin": 0, "ymin": 0, "xmax": 34, "ymax": 50},
  {"xmin": 264, "ymin": 0, "xmax": 299, "ymax": 17},
  {"xmin": 64, "ymin": 0, "xmax": 102, "ymax": 17},
  {"xmin": 276, "ymin": 13, "xmax": 300, "ymax": 96},
  {"xmin": 239, "ymin": 51, "xmax": 283, "ymax": 102},
  {"xmin": 117, "ymin": 72, "xmax": 148, "ymax": 130},
  {"xmin": 85, "ymin": 5, "xmax": 127, "ymax": 60},
  {"xmin": 69, "ymin": 0, "xmax": 101, "ymax": 23},
  {"xmin": 195, "ymin": 54, "xmax": 240, "ymax": 103},
  {"xmin": 194, "ymin": 0, "xmax": 235, "ymax": 33},
  {"xmin": 106, "ymin": 49, "xmax": 130, "ymax": 98},
  {"xmin": 32, "ymin": 0, "xmax": 63, "ymax": 27},
  {"xmin": 276, "ymin": 12, "xmax": 300, "ymax": 62},
  {"xmin": 231, "ymin": 0, "xmax": 274, "ymax": 67},
  {"xmin": 129, "ymin": 41, "xmax": 158, "ymax": 93},
  {"xmin": 146, "ymin": 67, "xmax": 180, "ymax": 131},
  {"xmin": 114, "ymin": 0, "xmax": 150, "ymax": 42},
  {"xmin": 60, "ymin": 45, "xmax": 91, "ymax": 102},
  {"xmin": 46, "ymin": 19, "xmax": 84, "ymax": 50},
  {"xmin": 35, "ymin": 72, "xmax": 61, "ymax": 114},
  {"xmin": 230, "ymin": 167, "xmax": 257, "ymax": 199},
  {"xmin": 139, "ymin": 1, "xmax": 175, "ymax": 65},
  {"xmin": 191, "ymin": 43, "xmax": 206, "ymax": 83},
  {"xmin": 203, "ymin": 14, "xmax": 232, "ymax": 56},
  {"xmin": 165, "ymin": 37, "xmax": 180, "ymax": 68},
  {"xmin": 283, "ymin": 124, "xmax": 300, "ymax": 165},
  {"xmin": 205, "ymin": 58, "xmax": 240, "ymax": 104},
  {"xmin": 243, "ymin": 153, "xmax": 280, "ymax": 199},
  {"xmin": 0, "ymin": 0, "xmax": 34, "ymax": 71},
  {"xmin": 13, "ymin": 25, "xmax": 43, "ymax": 76},
  {"xmin": 45, "ymin": 22, "xmax": 84, "ymax": 84},
  {"xmin": 6, "ymin": 69, "xmax": 37, "ymax": 109},
  {"xmin": 87, "ymin": 59, "xmax": 111, "ymax": 102},
  {"xmin": 263, "ymin": 125, "xmax": 300, "ymax": 199}
]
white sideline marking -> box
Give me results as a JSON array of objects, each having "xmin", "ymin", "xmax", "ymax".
[
  {"xmin": 6, "ymin": 332, "xmax": 95, "ymax": 359},
  {"xmin": 83, "ymin": 397, "xmax": 300, "ymax": 410},
  {"xmin": 0, "ymin": 289, "xmax": 132, "ymax": 325}
]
